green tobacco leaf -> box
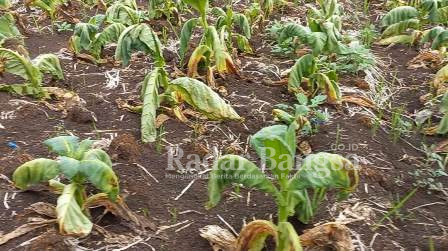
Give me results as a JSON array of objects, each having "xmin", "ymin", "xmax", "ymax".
[
  {"xmin": 88, "ymin": 14, "xmax": 106, "ymax": 28},
  {"xmin": 105, "ymin": 1, "xmax": 140, "ymax": 25},
  {"xmin": 381, "ymin": 6, "xmax": 418, "ymax": 27},
  {"xmin": 288, "ymin": 54, "xmax": 316, "ymax": 93},
  {"xmin": 0, "ymin": 48, "xmax": 42, "ymax": 86},
  {"xmin": 32, "ymin": 54, "xmax": 64, "ymax": 80},
  {"xmin": 73, "ymin": 139, "xmax": 94, "ymax": 159},
  {"xmin": 43, "ymin": 135, "xmax": 80, "ymax": 158},
  {"xmin": 90, "ymin": 23, "xmax": 126, "ymax": 59},
  {"xmin": 0, "ymin": 83, "xmax": 48, "ymax": 98},
  {"xmin": 115, "ymin": 24, "xmax": 163, "ymax": 66},
  {"xmin": 289, "ymin": 152, "xmax": 358, "ymax": 197},
  {"xmin": 233, "ymin": 13, "xmax": 251, "ymax": 39},
  {"xmin": 0, "ymin": 13, "xmax": 22, "ymax": 45},
  {"xmin": 431, "ymin": 30, "xmax": 448, "ymax": 49},
  {"xmin": 437, "ymin": 114, "xmax": 448, "ymax": 134},
  {"xmin": 179, "ymin": 18, "xmax": 198, "ymax": 65},
  {"xmin": 251, "ymin": 124, "xmax": 296, "ymax": 180},
  {"xmin": 56, "ymin": 183, "xmax": 93, "ymax": 236},
  {"xmin": 140, "ymin": 68, "xmax": 161, "ymax": 143},
  {"xmin": 79, "ymin": 160, "xmax": 119, "ymax": 200},
  {"xmin": 182, "ymin": 0, "xmax": 208, "ymax": 25},
  {"xmin": 421, "ymin": 26, "xmax": 444, "ymax": 43},
  {"xmin": 71, "ymin": 23, "xmax": 98, "ymax": 51},
  {"xmin": 12, "ymin": 158, "xmax": 60, "ymax": 189},
  {"xmin": 82, "ymin": 149, "xmax": 113, "ymax": 167},
  {"xmin": 277, "ymin": 23, "xmax": 310, "ymax": 45},
  {"xmin": 433, "ymin": 63, "xmax": 448, "ymax": 89},
  {"xmin": 307, "ymin": 32, "xmax": 327, "ymax": 55},
  {"xmin": 168, "ymin": 77, "xmax": 242, "ymax": 120},
  {"xmin": 207, "ymin": 155, "xmax": 278, "ymax": 208},
  {"xmin": 381, "ymin": 19, "xmax": 419, "ymax": 38},
  {"xmin": 235, "ymin": 34, "xmax": 252, "ymax": 53},
  {"xmin": 57, "ymin": 157, "xmax": 81, "ymax": 179}
]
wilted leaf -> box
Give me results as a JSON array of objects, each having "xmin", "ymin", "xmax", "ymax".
[
  {"xmin": 115, "ymin": 24, "xmax": 163, "ymax": 66},
  {"xmin": 179, "ymin": 18, "xmax": 198, "ymax": 65},
  {"xmin": 168, "ymin": 77, "xmax": 242, "ymax": 121},
  {"xmin": 12, "ymin": 158, "xmax": 60, "ymax": 189},
  {"xmin": 90, "ymin": 23, "xmax": 126, "ymax": 59},
  {"xmin": 56, "ymin": 183, "xmax": 93, "ymax": 236},
  {"xmin": 236, "ymin": 220, "xmax": 278, "ymax": 251},
  {"xmin": 0, "ymin": 13, "xmax": 22, "ymax": 45},
  {"xmin": 141, "ymin": 68, "xmax": 161, "ymax": 143},
  {"xmin": 44, "ymin": 135, "xmax": 80, "ymax": 157},
  {"xmin": 288, "ymin": 54, "xmax": 316, "ymax": 93},
  {"xmin": 32, "ymin": 54, "xmax": 64, "ymax": 80},
  {"xmin": 79, "ymin": 159, "xmax": 119, "ymax": 201},
  {"xmin": 381, "ymin": 6, "xmax": 418, "ymax": 27}
]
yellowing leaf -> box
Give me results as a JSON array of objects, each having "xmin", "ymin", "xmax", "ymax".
[
  {"xmin": 168, "ymin": 77, "xmax": 242, "ymax": 121},
  {"xmin": 56, "ymin": 184, "xmax": 93, "ymax": 236},
  {"xmin": 12, "ymin": 158, "xmax": 60, "ymax": 189}
]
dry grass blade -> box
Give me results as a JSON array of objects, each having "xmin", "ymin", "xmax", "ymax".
[
  {"xmin": 341, "ymin": 95, "xmax": 376, "ymax": 109},
  {"xmin": 0, "ymin": 218, "xmax": 56, "ymax": 245},
  {"xmin": 25, "ymin": 202, "xmax": 57, "ymax": 218}
]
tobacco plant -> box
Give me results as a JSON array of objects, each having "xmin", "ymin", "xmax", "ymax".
[
  {"xmin": 288, "ymin": 54, "xmax": 342, "ymax": 104},
  {"xmin": 179, "ymin": 0, "xmax": 238, "ymax": 79},
  {"xmin": 119, "ymin": 31, "xmax": 241, "ymax": 143},
  {"xmin": 105, "ymin": 0, "xmax": 143, "ymax": 25},
  {"xmin": 69, "ymin": 15, "xmax": 126, "ymax": 61},
  {"xmin": 211, "ymin": 6, "xmax": 252, "ymax": 53},
  {"xmin": 273, "ymin": 93, "xmax": 329, "ymax": 134},
  {"xmin": 273, "ymin": 0, "xmax": 346, "ymax": 56},
  {"xmin": 379, "ymin": 1, "xmax": 448, "ymax": 46},
  {"xmin": 12, "ymin": 136, "xmax": 119, "ymax": 236},
  {"xmin": 25, "ymin": 0, "xmax": 67, "ymax": 21},
  {"xmin": 0, "ymin": 48, "xmax": 64, "ymax": 98},
  {"xmin": 207, "ymin": 122, "xmax": 358, "ymax": 250}
]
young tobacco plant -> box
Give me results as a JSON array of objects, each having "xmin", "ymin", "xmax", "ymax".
[
  {"xmin": 12, "ymin": 136, "xmax": 119, "ymax": 236},
  {"xmin": 273, "ymin": 93, "xmax": 329, "ymax": 134},
  {"xmin": 179, "ymin": 0, "xmax": 239, "ymax": 80},
  {"xmin": 273, "ymin": 0, "xmax": 347, "ymax": 56},
  {"xmin": 211, "ymin": 5, "xmax": 252, "ymax": 53},
  {"xmin": 288, "ymin": 54, "xmax": 342, "ymax": 105},
  {"xmin": 0, "ymin": 48, "xmax": 64, "ymax": 98},
  {"xmin": 207, "ymin": 122, "xmax": 358, "ymax": 250}
]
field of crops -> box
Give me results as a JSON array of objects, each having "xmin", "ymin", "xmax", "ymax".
[{"xmin": 0, "ymin": 0, "xmax": 447, "ymax": 250}]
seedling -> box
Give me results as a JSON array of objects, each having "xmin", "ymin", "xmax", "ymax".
[
  {"xmin": 273, "ymin": 93, "xmax": 329, "ymax": 134},
  {"xmin": 54, "ymin": 21, "xmax": 73, "ymax": 32},
  {"xmin": 0, "ymin": 48, "xmax": 64, "ymax": 98},
  {"xmin": 207, "ymin": 122, "xmax": 358, "ymax": 250},
  {"xmin": 288, "ymin": 54, "xmax": 342, "ymax": 104},
  {"xmin": 12, "ymin": 136, "xmax": 120, "ymax": 236}
]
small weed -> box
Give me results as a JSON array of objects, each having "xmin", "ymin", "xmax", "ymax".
[{"xmin": 54, "ymin": 21, "xmax": 73, "ymax": 33}]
